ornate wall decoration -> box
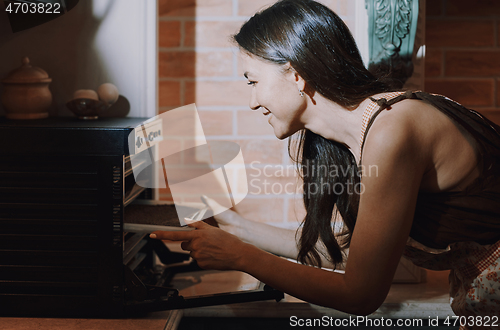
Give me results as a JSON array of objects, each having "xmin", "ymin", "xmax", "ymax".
[{"xmin": 366, "ymin": 0, "xmax": 420, "ymax": 89}]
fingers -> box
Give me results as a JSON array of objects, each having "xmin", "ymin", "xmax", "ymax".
[
  {"xmin": 180, "ymin": 241, "xmax": 191, "ymax": 251},
  {"xmin": 179, "ymin": 237, "xmax": 201, "ymax": 262},
  {"xmin": 149, "ymin": 230, "xmax": 194, "ymax": 241},
  {"xmin": 149, "ymin": 221, "xmax": 212, "ymax": 241}
]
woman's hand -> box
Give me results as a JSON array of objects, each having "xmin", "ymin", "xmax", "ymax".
[
  {"xmin": 150, "ymin": 221, "xmax": 249, "ymax": 271},
  {"xmin": 201, "ymin": 196, "xmax": 305, "ymax": 261}
]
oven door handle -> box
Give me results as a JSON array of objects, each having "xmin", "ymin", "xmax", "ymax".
[{"xmin": 124, "ymin": 285, "xmax": 284, "ymax": 315}]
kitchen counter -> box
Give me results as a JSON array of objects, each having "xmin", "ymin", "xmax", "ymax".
[
  {"xmin": 0, "ymin": 264, "xmax": 454, "ymax": 330},
  {"xmin": 0, "ymin": 310, "xmax": 182, "ymax": 330},
  {"xmin": 172, "ymin": 268, "xmax": 454, "ymax": 320}
]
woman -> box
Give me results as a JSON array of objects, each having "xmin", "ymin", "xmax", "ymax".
[{"xmin": 150, "ymin": 0, "xmax": 500, "ymax": 323}]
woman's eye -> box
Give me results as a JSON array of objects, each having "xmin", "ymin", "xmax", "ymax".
[{"xmin": 247, "ymin": 81, "xmax": 257, "ymax": 86}]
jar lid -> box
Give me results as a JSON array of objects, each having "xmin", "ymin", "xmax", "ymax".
[{"xmin": 2, "ymin": 57, "xmax": 52, "ymax": 84}]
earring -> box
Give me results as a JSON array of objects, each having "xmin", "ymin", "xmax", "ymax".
[{"xmin": 299, "ymin": 90, "xmax": 304, "ymax": 97}]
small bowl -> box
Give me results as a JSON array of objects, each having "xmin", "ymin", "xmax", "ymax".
[{"xmin": 66, "ymin": 98, "xmax": 109, "ymax": 120}]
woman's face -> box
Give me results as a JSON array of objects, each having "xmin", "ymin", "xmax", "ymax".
[{"xmin": 240, "ymin": 52, "xmax": 307, "ymax": 140}]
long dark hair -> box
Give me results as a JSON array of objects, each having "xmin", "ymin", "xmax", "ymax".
[{"xmin": 233, "ymin": 0, "xmax": 390, "ymax": 268}]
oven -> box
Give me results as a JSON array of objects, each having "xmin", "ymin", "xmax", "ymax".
[{"xmin": 0, "ymin": 117, "xmax": 282, "ymax": 317}]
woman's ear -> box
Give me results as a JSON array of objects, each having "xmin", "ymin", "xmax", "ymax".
[
  {"xmin": 294, "ymin": 71, "xmax": 306, "ymax": 94},
  {"xmin": 283, "ymin": 62, "xmax": 306, "ymax": 94}
]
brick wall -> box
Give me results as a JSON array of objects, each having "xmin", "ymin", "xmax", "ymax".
[
  {"xmin": 157, "ymin": 0, "xmax": 500, "ymax": 225},
  {"xmin": 425, "ymin": 0, "xmax": 500, "ymax": 125},
  {"xmin": 157, "ymin": 0, "xmax": 356, "ymax": 227}
]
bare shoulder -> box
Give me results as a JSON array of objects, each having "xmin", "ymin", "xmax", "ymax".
[
  {"xmin": 366, "ymin": 98, "xmax": 443, "ymax": 141},
  {"xmin": 363, "ymin": 98, "xmax": 481, "ymax": 192},
  {"xmin": 361, "ymin": 98, "xmax": 435, "ymax": 166}
]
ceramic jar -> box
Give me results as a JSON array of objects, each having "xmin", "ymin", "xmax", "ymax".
[{"xmin": 1, "ymin": 57, "xmax": 52, "ymax": 119}]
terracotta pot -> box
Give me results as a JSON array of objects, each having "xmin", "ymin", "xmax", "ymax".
[{"xmin": 1, "ymin": 57, "xmax": 52, "ymax": 119}]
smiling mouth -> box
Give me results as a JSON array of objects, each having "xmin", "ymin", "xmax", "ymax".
[{"xmin": 263, "ymin": 110, "xmax": 271, "ymax": 116}]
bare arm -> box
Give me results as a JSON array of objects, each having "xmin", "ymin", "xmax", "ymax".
[
  {"xmin": 238, "ymin": 121, "xmax": 426, "ymax": 314},
  {"xmin": 222, "ymin": 213, "xmax": 300, "ymax": 259},
  {"xmin": 202, "ymin": 197, "xmax": 335, "ymax": 267},
  {"xmin": 151, "ymin": 116, "xmax": 428, "ymax": 315}
]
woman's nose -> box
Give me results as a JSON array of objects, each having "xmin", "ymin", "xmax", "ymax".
[{"xmin": 249, "ymin": 90, "xmax": 260, "ymax": 110}]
